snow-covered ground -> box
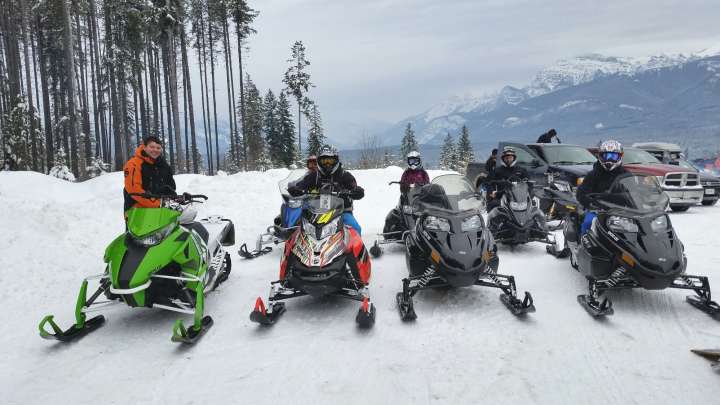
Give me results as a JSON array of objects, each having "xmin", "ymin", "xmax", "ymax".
[{"xmin": 1, "ymin": 168, "xmax": 718, "ymax": 405}]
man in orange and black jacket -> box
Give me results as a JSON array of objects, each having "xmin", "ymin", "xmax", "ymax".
[{"xmin": 123, "ymin": 136, "xmax": 176, "ymax": 213}]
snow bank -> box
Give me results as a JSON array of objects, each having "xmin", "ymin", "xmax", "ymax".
[{"xmin": 1, "ymin": 169, "xmax": 718, "ymax": 405}]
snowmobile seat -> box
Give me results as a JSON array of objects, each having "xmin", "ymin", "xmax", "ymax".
[
  {"xmin": 185, "ymin": 222, "xmax": 210, "ymax": 244},
  {"xmin": 417, "ymin": 184, "xmax": 452, "ymax": 210}
]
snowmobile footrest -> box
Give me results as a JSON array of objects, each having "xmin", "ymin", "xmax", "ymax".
[
  {"xmin": 396, "ymin": 292, "xmax": 417, "ymax": 321},
  {"xmin": 249, "ymin": 299, "xmax": 286, "ymax": 325},
  {"xmin": 238, "ymin": 243, "xmax": 273, "ymax": 259},
  {"xmin": 171, "ymin": 316, "xmax": 214, "ymax": 344},
  {"xmin": 577, "ymin": 294, "xmax": 614, "ymax": 317},
  {"xmin": 686, "ymin": 295, "xmax": 720, "ymax": 320},
  {"xmin": 38, "ymin": 314, "xmax": 105, "ymax": 342},
  {"xmin": 355, "ymin": 298, "xmax": 376, "ymax": 328},
  {"xmin": 500, "ymin": 292, "xmax": 536, "ymax": 316}
]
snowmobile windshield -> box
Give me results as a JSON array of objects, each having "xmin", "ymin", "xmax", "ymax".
[
  {"xmin": 541, "ymin": 146, "xmax": 597, "ymax": 166},
  {"xmin": 594, "ymin": 174, "xmax": 669, "ymax": 214},
  {"xmin": 426, "ymin": 174, "xmax": 483, "ymax": 213},
  {"xmin": 279, "ymin": 169, "xmax": 308, "ymax": 196},
  {"xmin": 506, "ymin": 182, "xmax": 531, "ymax": 205},
  {"xmin": 303, "ymin": 193, "xmax": 346, "ymax": 215}
]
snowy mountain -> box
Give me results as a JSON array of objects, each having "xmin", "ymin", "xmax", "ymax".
[
  {"xmin": 382, "ymin": 49, "xmax": 720, "ymax": 153},
  {"xmin": 2, "ymin": 169, "xmax": 720, "ymax": 404}
]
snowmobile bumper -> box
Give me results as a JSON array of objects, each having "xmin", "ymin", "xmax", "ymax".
[{"xmin": 287, "ymin": 258, "xmax": 350, "ymax": 297}]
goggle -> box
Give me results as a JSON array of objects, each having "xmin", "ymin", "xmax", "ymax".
[
  {"xmin": 601, "ymin": 152, "xmax": 621, "ymax": 162},
  {"xmin": 319, "ymin": 156, "xmax": 338, "ymax": 166},
  {"xmin": 408, "ymin": 157, "xmax": 421, "ymax": 166}
]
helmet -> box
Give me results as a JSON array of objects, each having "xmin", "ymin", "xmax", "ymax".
[
  {"xmin": 598, "ymin": 140, "xmax": 623, "ymax": 171},
  {"xmin": 317, "ymin": 145, "xmax": 340, "ymax": 176},
  {"xmin": 407, "ymin": 151, "xmax": 422, "ymax": 170},
  {"xmin": 501, "ymin": 147, "xmax": 517, "ymax": 167}
]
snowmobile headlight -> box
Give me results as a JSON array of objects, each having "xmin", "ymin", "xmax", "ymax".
[
  {"xmin": 302, "ymin": 219, "xmax": 316, "ymax": 236},
  {"xmin": 607, "ymin": 216, "xmax": 638, "ymax": 233},
  {"xmin": 134, "ymin": 223, "xmax": 175, "ymax": 246},
  {"xmin": 650, "ymin": 214, "xmax": 669, "ymax": 233},
  {"xmin": 509, "ymin": 201, "xmax": 528, "ymax": 211},
  {"xmin": 554, "ymin": 180, "xmax": 572, "ymax": 192},
  {"xmin": 319, "ymin": 217, "xmax": 340, "ymax": 239},
  {"xmin": 288, "ymin": 199, "xmax": 302, "ymax": 209},
  {"xmin": 461, "ymin": 215, "xmax": 483, "ymax": 232},
  {"xmin": 424, "ymin": 216, "xmax": 451, "ymax": 232}
]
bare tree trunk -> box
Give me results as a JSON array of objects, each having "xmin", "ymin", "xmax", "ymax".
[
  {"xmin": 20, "ymin": 0, "xmax": 37, "ymax": 170},
  {"xmin": 165, "ymin": 32, "xmax": 184, "ymax": 171},
  {"xmin": 208, "ymin": 26, "xmax": 220, "ymax": 171},
  {"xmin": 180, "ymin": 28, "xmax": 198, "ymax": 174},
  {"xmin": 162, "ymin": 48, "xmax": 174, "ymax": 166},
  {"xmin": 36, "ymin": 15, "xmax": 53, "ymax": 170},
  {"xmin": 235, "ymin": 25, "xmax": 247, "ymax": 170},
  {"xmin": 199, "ymin": 12, "xmax": 213, "ymax": 174},
  {"xmin": 221, "ymin": 19, "xmax": 235, "ymax": 164},
  {"xmin": 61, "ymin": 0, "xmax": 80, "ymax": 176}
]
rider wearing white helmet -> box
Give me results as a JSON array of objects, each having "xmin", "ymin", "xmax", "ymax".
[{"xmin": 400, "ymin": 151, "xmax": 429, "ymax": 193}]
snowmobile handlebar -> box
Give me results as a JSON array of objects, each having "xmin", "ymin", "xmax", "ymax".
[{"xmin": 129, "ymin": 192, "xmax": 208, "ymax": 204}]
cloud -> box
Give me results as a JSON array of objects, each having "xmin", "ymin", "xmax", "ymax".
[{"xmin": 192, "ymin": 0, "xmax": 720, "ymax": 144}]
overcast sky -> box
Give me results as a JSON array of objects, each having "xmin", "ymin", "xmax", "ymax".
[{"xmin": 192, "ymin": 0, "xmax": 720, "ymax": 143}]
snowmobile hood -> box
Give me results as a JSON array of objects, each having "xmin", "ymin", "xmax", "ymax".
[{"xmin": 126, "ymin": 207, "xmax": 181, "ymax": 238}]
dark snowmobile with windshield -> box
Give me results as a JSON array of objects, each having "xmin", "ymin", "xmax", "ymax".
[
  {"xmin": 239, "ymin": 169, "xmax": 307, "ymax": 259},
  {"xmin": 550, "ymin": 173, "xmax": 719, "ymax": 318},
  {"xmin": 370, "ymin": 181, "xmax": 424, "ymax": 257},
  {"xmin": 396, "ymin": 174, "xmax": 535, "ymax": 320},
  {"xmin": 250, "ymin": 188, "xmax": 375, "ymax": 328},
  {"xmin": 486, "ymin": 179, "xmax": 552, "ymax": 245}
]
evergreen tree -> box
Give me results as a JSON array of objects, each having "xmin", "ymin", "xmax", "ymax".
[
  {"xmin": 1, "ymin": 97, "xmax": 34, "ymax": 170},
  {"xmin": 276, "ymin": 92, "xmax": 297, "ymax": 167},
  {"xmin": 400, "ymin": 123, "xmax": 419, "ymax": 158},
  {"xmin": 243, "ymin": 74, "xmax": 264, "ymax": 170},
  {"xmin": 49, "ymin": 147, "xmax": 76, "ymax": 182},
  {"xmin": 262, "ymin": 89, "xmax": 282, "ymax": 167},
  {"xmin": 382, "ymin": 149, "xmax": 396, "ymax": 167},
  {"xmin": 282, "ymin": 41, "xmax": 313, "ymax": 154},
  {"xmin": 305, "ymin": 102, "xmax": 325, "ymax": 157},
  {"xmin": 439, "ymin": 132, "xmax": 457, "ymax": 171},
  {"xmin": 456, "ymin": 125, "xmax": 474, "ymax": 174}
]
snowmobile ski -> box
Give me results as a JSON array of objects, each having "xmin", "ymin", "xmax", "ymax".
[
  {"xmin": 396, "ymin": 292, "xmax": 417, "ymax": 321},
  {"xmin": 577, "ymin": 294, "xmax": 614, "ymax": 317},
  {"xmin": 249, "ymin": 297, "xmax": 286, "ymax": 325},
  {"xmin": 500, "ymin": 291, "xmax": 536, "ymax": 316},
  {"xmin": 171, "ymin": 316, "xmax": 214, "ymax": 344},
  {"xmin": 686, "ymin": 294, "xmax": 720, "ymax": 320},
  {"xmin": 692, "ymin": 349, "xmax": 720, "ymax": 371},
  {"xmin": 239, "ymin": 243, "xmax": 273, "ymax": 259},
  {"xmin": 38, "ymin": 314, "xmax": 105, "ymax": 342},
  {"xmin": 355, "ymin": 297, "xmax": 376, "ymax": 328}
]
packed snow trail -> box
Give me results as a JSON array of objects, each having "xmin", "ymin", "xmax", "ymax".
[{"xmin": 0, "ymin": 168, "xmax": 718, "ymax": 405}]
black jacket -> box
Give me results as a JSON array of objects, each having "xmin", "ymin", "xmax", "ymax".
[
  {"xmin": 576, "ymin": 161, "xmax": 627, "ymax": 208},
  {"xmin": 488, "ymin": 164, "xmax": 529, "ymax": 198},
  {"xmin": 485, "ymin": 156, "xmax": 497, "ymax": 176},
  {"xmin": 536, "ymin": 131, "xmax": 556, "ymax": 143},
  {"xmin": 289, "ymin": 164, "xmax": 364, "ymax": 211}
]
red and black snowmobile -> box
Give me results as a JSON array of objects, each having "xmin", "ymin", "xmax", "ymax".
[{"xmin": 250, "ymin": 190, "xmax": 375, "ymax": 328}]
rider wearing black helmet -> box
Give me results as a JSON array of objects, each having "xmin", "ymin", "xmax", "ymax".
[
  {"xmin": 486, "ymin": 147, "xmax": 529, "ymax": 212},
  {"xmin": 289, "ymin": 145, "xmax": 365, "ymax": 234}
]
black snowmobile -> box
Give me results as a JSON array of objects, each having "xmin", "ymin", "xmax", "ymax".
[
  {"xmin": 239, "ymin": 169, "xmax": 307, "ymax": 259},
  {"xmin": 370, "ymin": 181, "xmax": 424, "ymax": 257},
  {"xmin": 539, "ymin": 171, "xmax": 581, "ymax": 231},
  {"xmin": 486, "ymin": 179, "xmax": 553, "ymax": 246},
  {"xmin": 396, "ymin": 174, "xmax": 535, "ymax": 320},
  {"xmin": 548, "ymin": 173, "xmax": 720, "ymax": 318}
]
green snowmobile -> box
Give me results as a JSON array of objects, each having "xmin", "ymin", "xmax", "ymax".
[{"xmin": 38, "ymin": 192, "xmax": 235, "ymax": 344}]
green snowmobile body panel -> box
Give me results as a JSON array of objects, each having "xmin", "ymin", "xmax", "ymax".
[
  {"xmin": 104, "ymin": 208, "xmax": 209, "ymax": 308},
  {"xmin": 126, "ymin": 207, "xmax": 181, "ymax": 237}
]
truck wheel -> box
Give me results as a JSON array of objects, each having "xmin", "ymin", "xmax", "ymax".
[
  {"xmin": 670, "ymin": 204, "xmax": 690, "ymax": 212},
  {"xmin": 701, "ymin": 199, "xmax": 718, "ymax": 206}
]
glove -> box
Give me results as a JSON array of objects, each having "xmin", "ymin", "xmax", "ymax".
[
  {"xmin": 288, "ymin": 185, "xmax": 304, "ymax": 197},
  {"xmin": 349, "ymin": 187, "xmax": 364, "ymax": 200},
  {"xmin": 174, "ymin": 192, "xmax": 192, "ymax": 204}
]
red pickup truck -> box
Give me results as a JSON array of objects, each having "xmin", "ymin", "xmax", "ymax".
[{"xmin": 589, "ymin": 147, "xmax": 703, "ymax": 212}]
